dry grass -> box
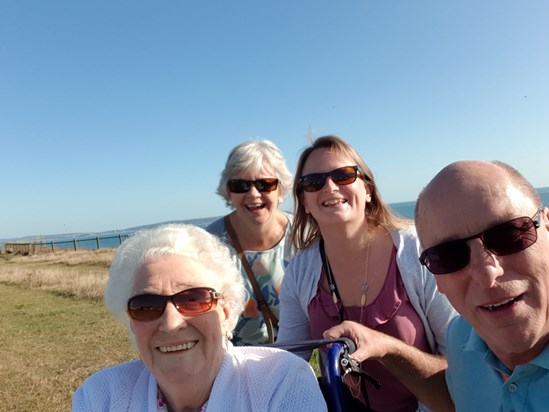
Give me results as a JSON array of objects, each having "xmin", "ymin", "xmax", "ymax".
[
  {"xmin": 1, "ymin": 247, "xmax": 115, "ymax": 267},
  {"xmin": 0, "ymin": 249, "xmax": 115, "ymax": 301}
]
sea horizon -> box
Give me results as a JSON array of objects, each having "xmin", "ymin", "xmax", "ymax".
[{"xmin": 3, "ymin": 187, "xmax": 549, "ymax": 248}]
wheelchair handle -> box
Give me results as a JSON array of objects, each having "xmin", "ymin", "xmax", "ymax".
[
  {"xmin": 264, "ymin": 338, "xmax": 363, "ymax": 412},
  {"xmin": 263, "ymin": 337, "xmax": 356, "ymax": 354},
  {"xmin": 324, "ymin": 341, "xmax": 349, "ymax": 412}
]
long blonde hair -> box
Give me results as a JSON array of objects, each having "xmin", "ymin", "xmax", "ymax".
[{"xmin": 291, "ymin": 135, "xmax": 410, "ymax": 250}]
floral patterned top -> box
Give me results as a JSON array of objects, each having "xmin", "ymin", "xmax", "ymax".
[{"xmin": 206, "ymin": 213, "xmax": 294, "ymax": 345}]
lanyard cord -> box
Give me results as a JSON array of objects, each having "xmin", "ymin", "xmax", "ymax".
[{"xmin": 319, "ymin": 238, "xmax": 345, "ymax": 323}]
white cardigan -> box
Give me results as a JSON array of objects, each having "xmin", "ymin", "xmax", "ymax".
[{"xmin": 72, "ymin": 345, "xmax": 327, "ymax": 411}]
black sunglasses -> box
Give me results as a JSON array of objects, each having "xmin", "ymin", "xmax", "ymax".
[
  {"xmin": 227, "ymin": 178, "xmax": 279, "ymax": 194},
  {"xmin": 419, "ymin": 208, "xmax": 543, "ymax": 275},
  {"xmin": 127, "ymin": 287, "xmax": 222, "ymax": 322},
  {"xmin": 299, "ymin": 166, "xmax": 361, "ymax": 193}
]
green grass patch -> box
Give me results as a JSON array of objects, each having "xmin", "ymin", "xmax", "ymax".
[
  {"xmin": 310, "ymin": 348, "xmax": 320, "ymax": 376},
  {"xmin": 0, "ymin": 284, "xmax": 136, "ymax": 412}
]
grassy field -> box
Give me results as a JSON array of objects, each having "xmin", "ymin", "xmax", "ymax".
[
  {"xmin": 0, "ymin": 250, "xmax": 136, "ymax": 412},
  {"xmin": 0, "ymin": 249, "xmax": 115, "ymax": 301}
]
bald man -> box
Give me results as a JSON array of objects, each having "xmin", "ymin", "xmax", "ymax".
[
  {"xmin": 415, "ymin": 160, "xmax": 549, "ymax": 411},
  {"xmin": 325, "ymin": 160, "xmax": 549, "ymax": 411}
]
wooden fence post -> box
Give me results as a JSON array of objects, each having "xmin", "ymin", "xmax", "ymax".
[
  {"xmin": 73, "ymin": 239, "xmax": 77, "ymax": 251},
  {"xmin": 96, "ymin": 237, "xmax": 100, "ymax": 250}
]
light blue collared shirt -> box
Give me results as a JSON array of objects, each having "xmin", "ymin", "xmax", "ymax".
[{"xmin": 446, "ymin": 316, "xmax": 549, "ymax": 411}]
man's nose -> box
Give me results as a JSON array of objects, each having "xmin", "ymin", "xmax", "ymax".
[{"xmin": 467, "ymin": 239, "xmax": 505, "ymax": 288}]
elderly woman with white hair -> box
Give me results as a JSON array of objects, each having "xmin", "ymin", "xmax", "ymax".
[
  {"xmin": 207, "ymin": 140, "xmax": 294, "ymax": 345},
  {"xmin": 72, "ymin": 224, "xmax": 326, "ymax": 412}
]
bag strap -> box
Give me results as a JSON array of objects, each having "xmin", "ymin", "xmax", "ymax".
[{"xmin": 224, "ymin": 215, "xmax": 279, "ymax": 343}]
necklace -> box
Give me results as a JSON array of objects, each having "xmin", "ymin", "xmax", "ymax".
[{"xmin": 359, "ymin": 240, "xmax": 370, "ymax": 324}]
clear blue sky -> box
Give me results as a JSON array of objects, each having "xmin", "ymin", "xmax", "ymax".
[{"xmin": 2, "ymin": 0, "xmax": 548, "ymax": 240}]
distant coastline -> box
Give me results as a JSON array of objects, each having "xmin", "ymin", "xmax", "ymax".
[{"xmin": 3, "ymin": 187, "xmax": 549, "ymax": 247}]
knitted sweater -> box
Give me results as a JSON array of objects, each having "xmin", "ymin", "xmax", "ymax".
[{"xmin": 72, "ymin": 345, "xmax": 327, "ymax": 411}]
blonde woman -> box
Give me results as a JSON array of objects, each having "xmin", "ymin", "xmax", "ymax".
[{"xmin": 278, "ymin": 136, "xmax": 456, "ymax": 411}]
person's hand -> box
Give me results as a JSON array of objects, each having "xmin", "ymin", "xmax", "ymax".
[
  {"xmin": 324, "ymin": 321, "xmax": 454, "ymax": 412},
  {"xmin": 323, "ymin": 321, "xmax": 390, "ymax": 407},
  {"xmin": 323, "ymin": 320, "xmax": 391, "ymax": 363}
]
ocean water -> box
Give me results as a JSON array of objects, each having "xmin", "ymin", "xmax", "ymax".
[
  {"xmin": 30, "ymin": 218, "xmax": 214, "ymax": 251},
  {"xmin": 8, "ymin": 188, "xmax": 549, "ymax": 251},
  {"xmin": 391, "ymin": 201, "xmax": 415, "ymax": 219}
]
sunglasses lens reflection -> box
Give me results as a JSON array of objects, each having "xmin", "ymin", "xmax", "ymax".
[
  {"xmin": 127, "ymin": 288, "xmax": 219, "ymax": 321},
  {"xmin": 255, "ymin": 179, "xmax": 278, "ymax": 192},
  {"xmin": 300, "ymin": 166, "xmax": 358, "ymax": 192},
  {"xmin": 483, "ymin": 217, "xmax": 537, "ymax": 255},
  {"xmin": 420, "ymin": 240, "xmax": 470, "ymax": 274},
  {"xmin": 299, "ymin": 175, "xmax": 324, "ymax": 192},
  {"xmin": 420, "ymin": 215, "xmax": 539, "ymax": 274},
  {"xmin": 127, "ymin": 295, "xmax": 166, "ymax": 321},
  {"xmin": 228, "ymin": 179, "xmax": 278, "ymax": 193},
  {"xmin": 228, "ymin": 180, "xmax": 250, "ymax": 193},
  {"xmin": 172, "ymin": 288, "xmax": 215, "ymax": 314},
  {"xmin": 332, "ymin": 168, "xmax": 358, "ymax": 185}
]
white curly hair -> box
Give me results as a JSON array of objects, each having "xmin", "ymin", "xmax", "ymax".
[{"xmin": 104, "ymin": 223, "xmax": 245, "ymax": 347}]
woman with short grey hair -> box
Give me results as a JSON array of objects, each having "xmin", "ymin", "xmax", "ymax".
[
  {"xmin": 215, "ymin": 140, "xmax": 293, "ymax": 206},
  {"xmin": 104, "ymin": 223, "xmax": 246, "ymax": 340},
  {"xmin": 207, "ymin": 139, "xmax": 294, "ymax": 345},
  {"xmin": 73, "ymin": 224, "xmax": 327, "ymax": 411}
]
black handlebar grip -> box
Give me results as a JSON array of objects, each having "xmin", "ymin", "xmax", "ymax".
[{"xmin": 339, "ymin": 337, "xmax": 356, "ymax": 354}]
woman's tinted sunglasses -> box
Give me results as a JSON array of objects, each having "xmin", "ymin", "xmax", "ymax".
[
  {"xmin": 228, "ymin": 178, "xmax": 279, "ymax": 193},
  {"xmin": 127, "ymin": 287, "xmax": 222, "ymax": 322},
  {"xmin": 299, "ymin": 165, "xmax": 361, "ymax": 193},
  {"xmin": 419, "ymin": 208, "xmax": 543, "ymax": 275}
]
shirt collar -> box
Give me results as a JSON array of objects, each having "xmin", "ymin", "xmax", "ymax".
[{"xmin": 463, "ymin": 325, "xmax": 549, "ymax": 373}]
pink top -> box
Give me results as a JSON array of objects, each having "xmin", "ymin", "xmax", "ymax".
[
  {"xmin": 157, "ymin": 389, "xmax": 207, "ymax": 411},
  {"xmin": 308, "ymin": 247, "xmax": 430, "ymax": 412}
]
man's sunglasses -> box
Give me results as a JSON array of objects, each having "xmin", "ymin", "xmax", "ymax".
[
  {"xmin": 419, "ymin": 208, "xmax": 543, "ymax": 275},
  {"xmin": 299, "ymin": 165, "xmax": 361, "ymax": 193},
  {"xmin": 127, "ymin": 287, "xmax": 222, "ymax": 322},
  {"xmin": 227, "ymin": 178, "xmax": 279, "ymax": 194}
]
